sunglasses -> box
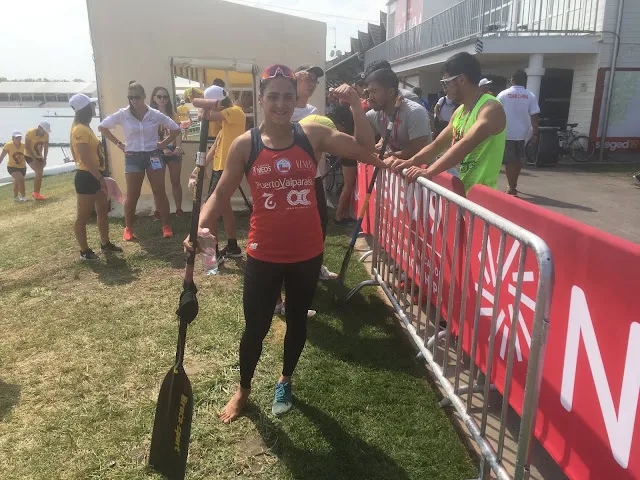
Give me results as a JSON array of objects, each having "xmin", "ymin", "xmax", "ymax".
[
  {"xmin": 261, "ymin": 65, "xmax": 296, "ymax": 82},
  {"xmin": 440, "ymin": 75, "xmax": 460, "ymax": 89},
  {"xmin": 128, "ymin": 95, "xmax": 142, "ymax": 100},
  {"xmin": 155, "ymin": 94, "xmax": 169, "ymax": 100}
]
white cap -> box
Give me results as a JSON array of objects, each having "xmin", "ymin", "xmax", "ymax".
[
  {"xmin": 39, "ymin": 120, "xmax": 51, "ymax": 133},
  {"xmin": 180, "ymin": 99, "xmax": 185, "ymax": 104},
  {"xmin": 69, "ymin": 93, "xmax": 98, "ymax": 111},
  {"xmin": 12, "ymin": 130, "xmax": 22, "ymax": 138},
  {"xmin": 204, "ymin": 85, "xmax": 227, "ymax": 101},
  {"xmin": 478, "ymin": 78, "xmax": 493, "ymax": 87}
]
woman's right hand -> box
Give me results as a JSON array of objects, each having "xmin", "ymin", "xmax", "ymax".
[
  {"xmin": 183, "ymin": 228, "xmax": 205, "ymax": 253},
  {"xmin": 117, "ymin": 142, "xmax": 126, "ymax": 152}
]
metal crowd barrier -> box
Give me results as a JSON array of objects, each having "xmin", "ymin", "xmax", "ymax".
[{"xmin": 345, "ymin": 170, "xmax": 554, "ymax": 480}]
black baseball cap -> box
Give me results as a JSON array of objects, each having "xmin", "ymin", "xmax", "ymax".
[
  {"xmin": 354, "ymin": 72, "xmax": 366, "ymax": 85},
  {"xmin": 295, "ymin": 64, "xmax": 324, "ymax": 78}
]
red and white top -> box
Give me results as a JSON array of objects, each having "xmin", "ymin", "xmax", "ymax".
[{"xmin": 245, "ymin": 123, "xmax": 324, "ymax": 263}]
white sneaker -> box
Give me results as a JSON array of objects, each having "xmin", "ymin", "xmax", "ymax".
[
  {"xmin": 21, "ymin": 196, "xmax": 29, "ymax": 202},
  {"xmin": 319, "ymin": 265, "xmax": 338, "ymax": 281},
  {"xmin": 13, "ymin": 196, "xmax": 21, "ymax": 202},
  {"xmin": 274, "ymin": 301, "xmax": 316, "ymax": 318}
]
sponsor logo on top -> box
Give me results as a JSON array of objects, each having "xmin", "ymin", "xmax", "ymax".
[
  {"xmin": 287, "ymin": 189, "xmax": 311, "ymax": 207},
  {"xmin": 254, "ymin": 177, "xmax": 313, "ymax": 190},
  {"xmin": 253, "ymin": 164, "xmax": 271, "ymax": 176},
  {"xmin": 296, "ymin": 159, "xmax": 315, "ymax": 172},
  {"xmin": 275, "ymin": 158, "xmax": 291, "ymax": 175}
]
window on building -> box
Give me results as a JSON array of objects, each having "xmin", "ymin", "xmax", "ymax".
[{"xmin": 171, "ymin": 57, "xmax": 258, "ymax": 143}]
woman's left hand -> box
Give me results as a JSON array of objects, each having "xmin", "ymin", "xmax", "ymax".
[{"xmin": 174, "ymin": 147, "xmax": 184, "ymax": 155}]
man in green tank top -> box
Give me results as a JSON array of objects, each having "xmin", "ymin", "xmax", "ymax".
[{"xmin": 387, "ymin": 52, "xmax": 506, "ymax": 193}]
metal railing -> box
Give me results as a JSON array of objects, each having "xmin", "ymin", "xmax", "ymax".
[
  {"xmin": 366, "ymin": 0, "xmax": 599, "ymax": 66},
  {"xmin": 344, "ymin": 170, "xmax": 554, "ymax": 480}
]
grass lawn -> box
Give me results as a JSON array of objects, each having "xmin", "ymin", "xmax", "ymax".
[{"xmin": 0, "ymin": 173, "xmax": 476, "ymax": 480}]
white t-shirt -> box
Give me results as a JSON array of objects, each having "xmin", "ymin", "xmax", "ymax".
[
  {"xmin": 291, "ymin": 104, "xmax": 319, "ymax": 122},
  {"xmin": 436, "ymin": 96, "xmax": 457, "ymax": 122},
  {"xmin": 497, "ymin": 85, "xmax": 541, "ymax": 141}
]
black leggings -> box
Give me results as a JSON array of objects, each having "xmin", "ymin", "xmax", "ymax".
[
  {"xmin": 315, "ymin": 177, "xmax": 328, "ymax": 240},
  {"xmin": 240, "ymin": 253, "xmax": 323, "ymax": 389}
]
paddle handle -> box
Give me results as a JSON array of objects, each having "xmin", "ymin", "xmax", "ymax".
[{"xmin": 184, "ymin": 118, "xmax": 210, "ymax": 284}]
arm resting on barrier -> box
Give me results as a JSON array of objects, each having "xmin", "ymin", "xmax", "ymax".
[
  {"xmin": 386, "ymin": 113, "xmax": 456, "ymax": 170},
  {"xmin": 302, "ymin": 123, "xmax": 387, "ymax": 169},
  {"xmin": 406, "ymin": 101, "xmax": 505, "ymax": 182}
]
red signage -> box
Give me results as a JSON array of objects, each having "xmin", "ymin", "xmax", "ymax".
[
  {"xmin": 589, "ymin": 67, "xmax": 640, "ymax": 153},
  {"xmin": 357, "ymin": 168, "xmax": 640, "ymax": 479},
  {"xmin": 467, "ymin": 185, "xmax": 640, "ymax": 480}
]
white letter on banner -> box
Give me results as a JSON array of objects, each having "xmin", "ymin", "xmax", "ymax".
[
  {"xmin": 428, "ymin": 191, "xmax": 444, "ymax": 235},
  {"xmin": 560, "ymin": 286, "xmax": 640, "ymax": 469}
]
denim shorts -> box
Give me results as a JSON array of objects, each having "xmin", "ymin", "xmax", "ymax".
[{"xmin": 124, "ymin": 151, "xmax": 163, "ymax": 174}]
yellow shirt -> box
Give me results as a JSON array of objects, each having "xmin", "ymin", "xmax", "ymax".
[
  {"xmin": 298, "ymin": 114, "xmax": 337, "ymax": 130},
  {"xmin": 70, "ymin": 123, "xmax": 105, "ymax": 172},
  {"xmin": 212, "ymin": 105, "xmax": 246, "ymax": 171},
  {"xmin": 177, "ymin": 105, "xmax": 190, "ymax": 122},
  {"xmin": 24, "ymin": 128, "xmax": 49, "ymax": 159},
  {"xmin": 3, "ymin": 141, "xmax": 26, "ymax": 168},
  {"xmin": 209, "ymin": 120, "xmax": 222, "ymax": 138}
]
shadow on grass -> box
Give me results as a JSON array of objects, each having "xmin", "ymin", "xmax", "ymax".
[
  {"xmin": 0, "ymin": 379, "xmax": 20, "ymax": 422},
  {"xmin": 305, "ymin": 278, "xmax": 424, "ymax": 378},
  {"xmin": 247, "ymin": 398, "xmax": 411, "ymax": 480},
  {"xmin": 83, "ymin": 253, "xmax": 140, "ymax": 286}
]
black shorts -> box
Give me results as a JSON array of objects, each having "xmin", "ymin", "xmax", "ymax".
[
  {"xmin": 503, "ymin": 140, "xmax": 526, "ymax": 164},
  {"xmin": 341, "ymin": 158, "xmax": 357, "ymax": 168},
  {"xmin": 7, "ymin": 166, "xmax": 26, "ymax": 176},
  {"xmin": 207, "ymin": 169, "xmax": 224, "ymax": 199},
  {"xmin": 75, "ymin": 170, "xmax": 103, "ymax": 195}
]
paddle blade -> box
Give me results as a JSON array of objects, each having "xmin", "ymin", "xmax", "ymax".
[{"xmin": 149, "ymin": 366, "xmax": 193, "ymax": 480}]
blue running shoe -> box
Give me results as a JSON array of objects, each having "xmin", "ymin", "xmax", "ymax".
[{"xmin": 272, "ymin": 381, "xmax": 293, "ymax": 416}]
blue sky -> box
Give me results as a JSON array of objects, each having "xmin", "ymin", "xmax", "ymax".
[{"xmin": 1, "ymin": 0, "xmax": 386, "ymax": 81}]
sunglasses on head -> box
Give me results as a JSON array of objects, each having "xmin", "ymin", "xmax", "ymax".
[
  {"xmin": 155, "ymin": 94, "xmax": 169, "ymax": 100},
  {"xmin": 128, "ymin": 95, "xmax": 142, "ymax": 100},
  {"xmin": 440, "ymin": 74, "xmax": 460, "ymax": 89},
  {"xmin": 261, "ymin": 65, "xmax": 296, "ymax": 82}
]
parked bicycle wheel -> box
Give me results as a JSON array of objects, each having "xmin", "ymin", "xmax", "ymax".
[
  {"xmin": 525, "ymin": 140, "xmax": 538, "ymax": 165},
  {"xmin": 569, "ymin": 135, "xmax": 596, "ymax": 162}
]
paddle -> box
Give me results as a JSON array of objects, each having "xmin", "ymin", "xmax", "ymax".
[
  {"xmin": 336, "ymin": 95, "xmax": 402, "ymax": 290},
  {"xmin": 148, "ymin": 107, "xmax": 211, "ymax": 479}
]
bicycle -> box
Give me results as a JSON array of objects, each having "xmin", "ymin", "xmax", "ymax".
[{"xmin": 525, "ymin": 122, "xmax": 596, "ymax": 165}]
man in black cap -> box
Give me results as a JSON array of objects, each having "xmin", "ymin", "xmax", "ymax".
[
  {"xmin": 363, "ymin": 60, "xmax": 420, "ymax": 102},
  {"xmin": 291, "ymin": 64, "xmax": 324, "ymax": 121}
]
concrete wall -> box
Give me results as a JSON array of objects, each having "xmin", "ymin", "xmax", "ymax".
[
  {"xmin": 567, "ymin": 54, "xmax": 599, "ymax": 127},
  {"xmin": 87, "ymin": 0, "xmax": 326, "ymax": 215},
  {"xmin": 598, "ymin": 0, "xmax": 640, "ymax": 68}
]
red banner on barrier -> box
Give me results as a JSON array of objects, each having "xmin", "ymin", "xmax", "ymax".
[
  {"xmin": 453, "ymin": 218, "xmax": 542, "ymax": 417},
  {"xmin": 358, "ymin": 168, "xmax": 640, "ymax": 479},
  {"xmin": 467, "ymin": 185, "xmax": 640, "ymax": 480}
]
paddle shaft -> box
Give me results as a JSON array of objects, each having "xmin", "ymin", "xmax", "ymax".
[
  {"xmin": 338, "ymin": 96, "xmax": 402, "ymax": 284},
  {"xmin": 175, "ymin": 118, "xmax": 210, "ymax": 370}
]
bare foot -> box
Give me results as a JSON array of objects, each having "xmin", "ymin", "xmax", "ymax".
[{"xmin": 220, "ymin": 387, "xmax": 250, "ymax": 424}]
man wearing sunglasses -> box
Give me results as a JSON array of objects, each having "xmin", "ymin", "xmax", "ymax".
[{"xmin": 387, "ymin": 52, "xmax": 506, "ymax": 193}]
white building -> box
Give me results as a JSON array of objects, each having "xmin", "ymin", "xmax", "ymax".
[
  {"xmin": 368, "ymin": 0, "xmax": 640, "ymax": 154},
  {"xmin": 86, "ymin": 0, "xmax": 326, "ymax": 215},
  {"xmin": 0, "ymin": 82, "xmax": 97, "ymax": 104}
]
